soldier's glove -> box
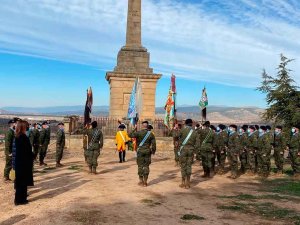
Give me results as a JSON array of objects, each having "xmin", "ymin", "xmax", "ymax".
[
  {"xmin": 263, "ymin": 154, "xmax": 266, "ymax": 157},
  {"xmin": 280, "ymin": 152, "xmax": 284, "ymax": 155}
]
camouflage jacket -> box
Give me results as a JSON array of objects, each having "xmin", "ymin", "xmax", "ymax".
[
  {"xmin": 45, "ymin": 127, "xmax": 51, "ymax": 145},
  {"xmin": 85, "ymin": 128, "xmax": 103, "ymax": 150},
  {"xmin": 56, "ymin": 129, "xmax": 65, "ymax": 148},
  {"xmin": 171, "ymin": 129, "xmax": 180, "ymax": 149},
  {"xmin": 257, "ymin": 134, "xmax": 272, "ymax": 155},
  {"xmin": 240, "ymin": 132, "xmax": 248, "ymax": 152},
  {"xmin": 227, "ymin": 132, "xmax": 240, "ymax": 154},
  {"xmin": 130, "ymin": 129, "xmax": 156, "ymax": 153},
  {"xmin": 289, "ymin": 133, "xmax": 300, "ymax": 151},
  {"xmin": 198, "ymin": 128, "xmax": 215, "ymax": 152},
  {"xmin": 173, "ymin": 126, "xmax": 198, "ymax": 152},
  {"xmin": 216, "ymin": 130, "xmax": 228, "ymax": 150},
  {"xmin": 29, "ymin": 129, "xmax": 40, "ymax": 147},
  {"xmin": 5, "ymin": 128, "xmax": 14, "ymax": 155},
  {"xmin": 247, "ymin": 133, "xmax": 258, "ymax": 151},
  {"xmin": 274, "ymin": 133, "xmax": 286, "ymax": 151},
  {"xmin": 39, "ymin": 128, "xmax": 48, "ymax": 146}
]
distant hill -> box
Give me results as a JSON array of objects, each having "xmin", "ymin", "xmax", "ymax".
[{"xmin": 0, "ymin": 105, "xmax": 264, "ymax": 123}]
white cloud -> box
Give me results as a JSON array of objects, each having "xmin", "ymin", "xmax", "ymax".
[{"xmin": 0, "ymin": 0, "xmax": 299, "ymax": 87}]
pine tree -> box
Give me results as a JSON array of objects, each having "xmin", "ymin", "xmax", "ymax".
[{"xmin": 257, "ymin": 54, "xmax": 300, "ymax": 127}]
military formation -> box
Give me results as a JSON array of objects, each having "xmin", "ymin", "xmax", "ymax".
[
  {"xmin": 3, "ymin": 118, "xmax": 66, "ymax": 182},
  {"xmin": 172, "ymin": 120, "xmax": 300, "ymax": 189}
]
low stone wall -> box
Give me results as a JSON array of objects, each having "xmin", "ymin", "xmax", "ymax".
[{"xmin": 67, "ymin": 135, "xmax": 174, "ymax": 152}]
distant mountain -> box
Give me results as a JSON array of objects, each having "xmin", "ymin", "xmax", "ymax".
[{"xmin": 0, "ymin": 105, "xmax": 264, "ymax": 123}]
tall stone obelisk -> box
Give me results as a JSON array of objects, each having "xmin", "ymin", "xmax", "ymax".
[{"xmin": 106, "ymin": 0, "xmax": 161, "ymax": 120}]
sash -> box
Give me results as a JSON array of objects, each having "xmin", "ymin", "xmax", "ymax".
[
  {"xmin": 178, "ymin": 129, "xmax": 194, "ymax": 156},
  {"xmin": 88, "ymin": 129, "xmax": 99, "ymax": 149},
  {"xmin": 137, "ymin": 131, "xmax": 151, "ymax": 151},
  {"xmin": 119, "ymin": 131, "xmax": 126, "ymax": 143},
  {"xmin": 202, "ymin": 129, "xmax": 212, "ymax": 144}
]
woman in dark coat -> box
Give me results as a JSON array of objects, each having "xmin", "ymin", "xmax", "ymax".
[{"xmin": 14, "ymin": 120, "xmax": 34, "ymax": 205}]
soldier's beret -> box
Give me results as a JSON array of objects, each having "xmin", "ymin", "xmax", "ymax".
[
  {"xmin": 202, "ymin": 121, "xmax": 210, "ymax": 127},
  {"xmin": 142, "ymin": 121, "xmax": 149, "ymax": 125},
  {"xmin": 260, "ymin": 126, "xmax": 267, "ymax": 131},
  {"xmin": 13, "ymin": 117, "xmax": 21, "ymax": 123},
  {"xmin": 33, "ymin": 123, "xmax": 38, "ymax": 126},
  {"xmin": 210, "ymin": 125, "xmax": 216, "ymax": 131},
  {"xmin": 275, "ymin": 125, "xmax": 283, "ymax": 130},
  {"xmin": 255, "ymin": 125, "xmax": 259, "ymax": 130},
  {"xmin": 249, "ymin": 126, "xmax": 255, "ymax": 130},
  {"xmin": 295, "ymin": 124, "xmax": 300, "ymax": 129},
  {"xmin": 91, "ymin": 121, "xmax": 98, "ymax": 128},
  {"xmin": 185, "ymin": 119, "xmax": 193, "ymax": 125},
  {"xmin": 229, "ymin": 124, "xmax": 237, "ymax": 130},
  {"xmin": 218, "ymin": 124, "xmax": 226, "ymax": 130},
  {"xmin": 266, "ymin": 125, "xmax": 271, "ymax": 130},
  {"xmin": 147, "ymin": 124, "xmax": 153, "ymax": 130},
  {"xmin": 241, "ymin": 125, "xmax": 248, "ymax": 131},
  {"xmin": 8, "ymin": 120, "xmax": 15, "ymax": 124},
  {"xmin": 58, "ymin": 122, "xmax": 64, "ymax": 126},
  {"xmin": 42, "ymin": 121, "xmax": 48, "ymax": 125},
  {"xmin": 195, "ymin": 124, "xmax": 200, "ymax": 128},
  {"xmin": 118, "ymin": 124, "xmax": 126, "ymax": 129}
]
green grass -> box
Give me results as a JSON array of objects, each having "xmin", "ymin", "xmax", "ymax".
[
  {"xmin": 219, "ymin": 193, "xmax": 297, "ymax": 201},
  {"xmin": 181, "ymin": 214, "xmax": 205, "ymax": 221},
  {"xmin": 141, "ymin": 199, "xmax": 162, "ymax": 207},
  {"xmin": 217, "ymin": 202, "xmax": 247, "ymax": 211},
  {"xmin": 262, "ymin": 179, "xmax": 300, "ymax": 197},
  {"xmin": 68, "ymin": 165, "xmax": 82, "ymax": 171},
  {"xmin": 218, "ymin": 194, "xmax": 257, "ymax": 201},
  {"xmin": 43, "ymin": 167, "xmax": 56, "ymax": 171}
]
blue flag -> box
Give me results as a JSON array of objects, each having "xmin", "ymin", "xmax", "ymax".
[{"xmin": 128, "ymin": 79, "xmax": 138, "ymax": 125}]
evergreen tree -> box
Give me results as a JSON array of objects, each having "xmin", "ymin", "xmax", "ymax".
[{"xmin": 257, "ymin": 54, "xmax": 300, "ymax": 127}]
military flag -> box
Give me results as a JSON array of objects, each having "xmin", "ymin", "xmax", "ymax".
[
  {"xmin": 128, "ymin": 77, "xmax": 143, "ymax": 125},
  {"xmin": 199, "ymin": 87, "xmax": 208, "ymax": 121},
  {"xmin": 84, "ymin": 87, "xmax": 93, "ymax": 127},
  {"xmin": 164, "ymin": 75, "xmax": 176, "ymax": 129}
]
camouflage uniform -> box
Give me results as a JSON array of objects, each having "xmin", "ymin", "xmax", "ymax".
[
  {"xmin": 39, "ymin": 128, "xmax": 48, "ymax": 164},
  {"xmin": 130, "ymin": 129, "xmax": 156, "ymax": 185},
  {"xmin": 289, "ymin": 133, "xmax": 300, "ymax": 174},
  {"xmin": 273, "ymin": 132, "xmax": 286, "ymax": 173},
  {"xmin": 198, "ymin": 128, "xmax": 215, "ymax": 177},
  {"xmin": 86, "ymin": 128, "xmax": 103, "ymax": 173},
  {"xmin": 175, "ymin": 125, "xmax": 198, "ymax": 188},
  {"xmin": 257, "ymin": 133, "xmax": 272, "ymax": 177},
  {"xmin": 239, "ymin": 132, "xmax": 248, "ymax": 173},
  {"xmin": 227, "ymin": 132, "xmax": 240, "ymax": 178},
  {"xmin": 247, "ymin": 133, "xmax": 258, "ymax": 174},
  {"xmin": 56, "ymin": 129, "xmax": 65, "ymax": 164},
  {"xmin": 171, "ymin": 129, "xmax": 180, "ymax": 165},
  {"xmin": 216, "ymin": 130, "xmax": 228, "ymax": 174},
  {"xmin": 4, "ymin": 128, "xmax": 14, "ymax": 179},
  {"xmin": 30, "ymin": 128, "xmax": 40, "ymax": 160}
]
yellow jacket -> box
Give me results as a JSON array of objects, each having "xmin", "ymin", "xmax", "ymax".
[{"xmin": 115, "ymin": 130, "xmax": 131, "ymax": 151}]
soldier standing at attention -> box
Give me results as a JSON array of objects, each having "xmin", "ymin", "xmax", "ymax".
[
  {"xmin": 30, "ymin": 123, "xmax": 40, "ymax": 162},
  {"xmin": 227, "ymin": 125, "xmax": 240, "ymax": 179},
  {"xmin": 288, "ymin": 125, "xmax": 300, "ymax": 177},
  {"xmin": 257, "ymin": 126, "xmax": 272, "ymax": 177},
  {"xmin": 56, "ymin": 123, "xmax": 65, "ymax": 167},
  {"xmin": 39, "ymin": 122, "xmax": 48, "ymax": 166},
  {"xmin": 239, "ymin": 125, "xmax": 249, "ymax": 174},
  {"xmin": 115, "ymin": 124, "xmax": 131, "ymax": 163},
  {"xmin": 130, "ymin": 121, "xmax": 156, "ymax": 187},
  {"xmin": 273, "ymin": 126, "xmax": 286, "ymax": 175},
  {"xmin": 45, "ymin": 121, "xmax": 51, "ymax": 152},
  {"xmin": 210, "ymin": 125, "xmax": 218, "ymax": 175},
  {"xmin": 246, "ymin": 126, "xmax": 258, "ymax": 175},
  {"xmin": 85, "ymin": 121, "xmax": 103, "ymax": 174},
  {"xmin": 174, "ymin": 119, "xmax": 197, "ymax": 189},
  {"xmin": 3, "ymin": 119, "xmax": 15, "ymax": 182},
  {"xmin": 216, "ymin": 124, "xmax": 228, "ymax": 175},
  {"xmin": 172, "ymin": 124, "xmax": 182, "ymax": 167}
]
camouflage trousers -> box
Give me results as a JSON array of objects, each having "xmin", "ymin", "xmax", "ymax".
[
  {"xmin": 174, "ymin": 146, "xmax": 179, "ymax": 163},
  {"xmin": 56, "ymin": 145, "xmax": 65, "ymax": 163},
  {"xmin": 201, "ymin": 151, "xmax": 213, "ymax": 171},
  {"xmin": 216, "ymin": 148, "xmax": 226, "ymax": 170},
  {"xmin": 247, "ymin": 149, "xmax": 256, "ymax": 173},
  {"xmin": 33, "ymin": 145, "xmax": 39, "ymax": 160},
  {"xmin": 86, "ymin": 149, "xmax": 100, "ymax": 168},
  {"xmin": 240, "ymin": 150, "xmax": 248, "ymax": 173},
  {"xmin": 289, "ymin": 149, "xmax": 300, "ymax": 173},
  {"xmin": 274, "ymin": 148, "xmax": 284, "ymax": 171},
  {"xmin": 39, "ymin": 145, "xmax": 49, "ymax": 163},
  {"xmin": 257, "ymin": 153, "xmax": 271, "ymax": 176},
  {"xmin": 228, "ymin": 152, "xmax": 239, "ymax": 176},
  {"xmin": 137, "ymin": 148, "xmax": 152, "ymax": 178},
  {"xmin": 179, "ymin": 148, "xmax": 193, "ymax": 178},
  {"xmin": 4, "ymin": 155, "xmax": 12, "ymax": 179}
]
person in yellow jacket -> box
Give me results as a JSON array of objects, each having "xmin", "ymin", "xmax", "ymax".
[{"xmin": 116, "ymin": 124, "xmax": 131, "ymax": 163}]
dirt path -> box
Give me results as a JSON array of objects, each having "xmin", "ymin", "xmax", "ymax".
[{"xmin": 0, "ymin": 149, "xmax": 299, "ymax": 225}]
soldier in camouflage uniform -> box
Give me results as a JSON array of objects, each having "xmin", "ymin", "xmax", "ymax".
[
  {"xmin": 227, "ymin": 125, "xmax": 240, "ymax": 179},
  {"xmin": 45, "ymin": 121, "xmax": 51, "ymax": 151},
  {"xmin": 239, "ymin": 125, "xmax": 248, "ymax": 174},
  {"xmin": 130, "ymin": 121, "xmax": 156, "ymax": 187},
  {"xmin": 246, "ymin": 126, "xmax": 258, "ymax": 175},
  {"xmin": 256, "ymin": 126, "xmax": 272, "ymax": 177},
  {"xmin": 56, "ymin": 122, "xmax": 65, "ymax": 167},
  {"xmin": 273, "ymin": 126, "xmax": 286, "ymax": 174},
  {"xmin": 3, "ymin": 120, "xmax": 15, "ymax": 181},
  {"xmin": 171, "ymin": 124, "xmax": 182, "ymax": 167},
  {"xmin": 30, "ymin": 123, "xmax": 40, "ymax": 161},
  {"xmin": 85, "ymin": 121, "xmax": 103, "ymax": 174},
  {"xmin": 39, "ymin": 122, "xmax": 49, "ymax": 166},
  {"xmin": 210, "ymin": 125, "xmax": 218, "ymax": 174},
  {"xmin": 216, "ymin": 124, "xmax": 228, "ymax": 174},
  {"xmin": 174, "ymin": 119, "xmax": 198, "ymax": 189},
  {"xmin": 198, "ymin": 121, "xmax": 215, "ymax": 178},
  {"xmin": 288, "ymin": 125, "xmax": 300, "ymax": 176}
]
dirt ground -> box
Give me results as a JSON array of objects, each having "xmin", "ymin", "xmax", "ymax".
[{"xmin": 0, "ymin": 148, "xmax": 299, "ymax": 225}]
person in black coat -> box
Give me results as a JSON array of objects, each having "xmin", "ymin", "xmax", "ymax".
[{"xmin": 14, "ymin": 120, "xmax": 34, "ymax": 205}]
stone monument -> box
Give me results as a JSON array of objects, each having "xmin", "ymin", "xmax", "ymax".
[{"xmin": 106, "ymin": 0, "xmax": 161, "ymax": 120}]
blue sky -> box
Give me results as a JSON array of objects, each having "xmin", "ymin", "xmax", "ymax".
[{"xmin": 0, "ymin": 0, "xmax": 299, "ymax": 108}]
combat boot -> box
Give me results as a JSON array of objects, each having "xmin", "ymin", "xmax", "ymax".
[
  {"xmin": 138, "ymin": 176, "xmax": 144, "ymax": 186},
  {"xmin": 92, "ymin": 167, "xmax": 97, "ymax": 174},
  {"xmin": 201, "ymin": 168, "xmax": 208, "ymax": 178},
  {"xmin": 179, "ymin": 177, "xmax": 185, "ymax": 188},
  {"xmin": 89, "ymin": 166, "xmax": 92, "ymax": 174},
  {"xmin": 143, "ymin": 176, "xmax": 148, "ymax": 187},
  {"xmin": 207, "ymin": 169, "xmax": 211, "ymax": 178},
  {"xmin": 185, "ymin": 176, "xmax": 191, "ymax": 189}
]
